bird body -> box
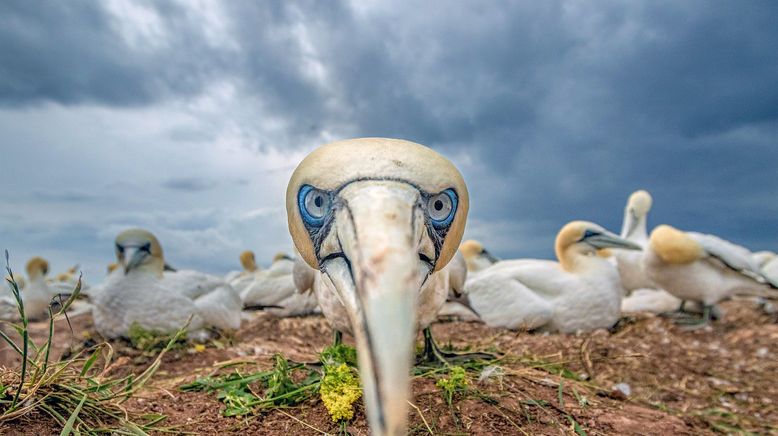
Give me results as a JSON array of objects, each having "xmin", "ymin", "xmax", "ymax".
[
  {"xmin": 644, "ymin": 225, "xmax": 777, "ymax": 308},
  {"xmin": 465, "ymin": 221, "xmax": 639, "ymax": 333},
  {"xmin": 241, "ymin": 255, "xmax": 320, "ymax": 317},
  {"xmin": 92, "ymin": 229, "xmax": 242, "ymax": 339},
  {"xmin": 1, "ymin": 257, "xmax": 71, "ymax": 321}
]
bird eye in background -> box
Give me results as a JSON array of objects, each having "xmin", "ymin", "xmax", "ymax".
[
  {"xmin": 428, "ymin": 189, "xmax": 458, "ymax": 229},
  {"xmin": 298, "ymin": 185, "xmax": 331, "ymax": 227}
]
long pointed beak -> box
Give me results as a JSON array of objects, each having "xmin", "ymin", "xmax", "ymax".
[
  {"xmin": 588, "ymin": 232, "xmax": 642, "ymax": 251},
  {"xmin": 482, "ymin": 249, "xmax": 500, "ymax": 264},
  {"xmin": 322, "ymin": 182, "xmax": 426, "ymax": 436},
  {"xmin": 123, "ymin": 247, "xmax": 148, "ymax": 274}
]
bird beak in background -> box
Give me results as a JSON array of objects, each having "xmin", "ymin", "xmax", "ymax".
[
  {"xmin": 123, "ymin": 246, "xmax": 148, "ymax": 274},
  {"xmin": 321, "ymin": 182, "xmax": 427, "ymax": 436},
  {"xmin": 587, "ymin": 232, "xmax": 642, "ymax": 251},
  {"xmin": 482, "ymin": 249, "xmax": 500, "ymax": 264}
]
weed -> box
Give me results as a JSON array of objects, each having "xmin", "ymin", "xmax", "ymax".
[
  {"xmin": 0, "ymin": 252, "xmax": 182, "ymax": 433},
  {"xmin": 435, "ymin": 366, "xmax": 468, "ymax": 406}
]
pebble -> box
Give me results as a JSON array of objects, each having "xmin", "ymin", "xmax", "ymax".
[
  {"xmin": 610, "ymin": 383, "xmax": 631, "ymax": 400},
  {"xmin": 755, "ymin": 347, "xmax": 769, "ymax": 358}
]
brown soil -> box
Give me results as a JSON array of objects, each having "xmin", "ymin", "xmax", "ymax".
[{"xmin": 1, "ymin": 299, "xmax": 776, "ymax": 435}]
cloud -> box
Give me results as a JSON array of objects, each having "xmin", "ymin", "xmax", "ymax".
[
  {"xmin": 0, "ymin": 0, "xmax": 777, "ymax": 281},
  {"xmin": 162, "ymin": 177, "xmax": 218, "ymax": 192}
]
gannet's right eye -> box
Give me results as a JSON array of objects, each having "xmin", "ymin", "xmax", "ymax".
[{"xmin": 298, "ymin": 185, "xmax": 331, "ymax": 227}]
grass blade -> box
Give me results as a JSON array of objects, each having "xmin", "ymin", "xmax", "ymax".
[{"xmin": 59, "ymin": 394, "xmax": 87, "ymax": 436}]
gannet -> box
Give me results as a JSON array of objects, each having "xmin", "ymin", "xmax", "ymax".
[
  {"xmin": 613, "ymin": 190, "xmax": 656, "ymax": 292},
  {"xmin": 287, "ymin": 138, "xmax": 470, "ymax": 435},
  {"xmin": 1, "ymin": 257, "xmax": 72, "ymax": 321},
  {"xmin": 240, "ymin": 252, "xmax": 320, "ymax": 316},
  {"xmin": 465, "ymin": 221, "xmax": 640, "ymax": 332},
  {"xmin": 92, "ymin": 229, "xmax": 242, "ymax": 339},
  {"xmin": 225, "ymin": 250, "xmax": 260, "ymax": 290},
  {"xmin": 458, "ymin": 239, "xmax": 500, "ymax": 272},
  {"xmin": 643, "ymin": 225, "xmax": 778, "ymax": 324}
]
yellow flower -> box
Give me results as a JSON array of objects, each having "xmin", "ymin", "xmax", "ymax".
[
  {"xmin": 320, "ymin": 363, "xmax": 362, "ymax": 422},
  {"xmin": 193, "ymin": 344, "xmax": 206, "ymax": 353}
]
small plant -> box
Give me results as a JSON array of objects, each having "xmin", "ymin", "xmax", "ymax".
[
  {"xmin": 436, "ymin": 366, "xmax": 469, "ymax": 406},
  {"xmin": 320, "ymin": 363, "xmax": 361, "ymax": 422},
  {"xmin": 128, "ymin": 322, "xmax": 188, "ymax": 352},
  {"xmin": 0, "ymin": 251, "xmax": 181, "ymax": 433},
  {"xmin": 181, "ymin": 343, "xmax": 363, "ymax": 423}
]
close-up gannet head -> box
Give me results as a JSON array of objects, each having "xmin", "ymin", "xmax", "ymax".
[
  {"xmin": 239, "ymin": 250, "xmax": 258, "ymax": 272},
  {"xmin": 555, "ymin": 221, "xmax": 641, "ymax": 271},
  {"xmin": 286, "ymin": 137, "xmax": 468, "ymax": 435},
  {"xmin": 623, "ymin": 190, "xmax": 653, "ymax": 238},
  {"xmin": 115, "ymin": 229, "xmax": 165, "ymax": 276},
  {"xmin": 26, "ymin": 257, "xmax": 49, "ymax": 280},
  {"xmin": 649, "ymin": 224, "xmax": 703, "ymax": 264}
]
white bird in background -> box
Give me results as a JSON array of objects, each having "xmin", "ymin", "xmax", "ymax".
[
  {"xmin": 611, "ymin": 189, "xmax": 695, "ymax": 315},
  {"xmin": 225, "ymin": 250, "xmax": 261, "ymax": 292},
  {"xmin": 465, "ymin": 221, "xmax": 640, "ymax": 333},
  {"xmin": 1, "ymin": 257, "xmax": 74, "ymax": 321},
  {"xmin": 240, "ymin": 252, "xmax": 320, "ymax": 317},
  {"xmin": 458, "ymin": 239, "xmax": 500, "ymax": 272},
  {"xmin": 614, "ymin": 190, "xmax": 656, "ymax": 292},
  {"xmin": 286, "ymin": 138, "xmax": 477, "ymax": 435},
  {"xmin": 643, "ymin": 225, "xmax": 778, "ymax": 325},
  {"xmin": 92, "ymin": 229, "xmax": 242, "ymax": 339}
]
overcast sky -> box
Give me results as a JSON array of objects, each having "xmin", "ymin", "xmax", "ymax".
[{"xmin": 1, "ymin": 0, "xmax": 777, "ymax": 281}]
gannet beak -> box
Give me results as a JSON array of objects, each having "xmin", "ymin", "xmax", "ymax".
[
  {"xmin": 624, "ymin": 208, "xmax": 640, "ymax": 238},
  {"xmin": 321, "ymin": 182, "xmax": 428, "ymax": 436},
  {"xmin": 482, "ymin": 249, "xmax": 500, "ymax": 264},
  {"xmin": 122, "ymin": 246, "xmax": 148, "ymax": 274},
  {"xmin": 587, "ymin": 231, "xmax": 642, "ymax": 251}
]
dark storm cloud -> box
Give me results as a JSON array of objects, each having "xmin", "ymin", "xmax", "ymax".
[
  {"xmin": 1, "ymin": 0, "xmax": 777, "ymax": 261},
  {"xmin": 0, "ymin": 0, "xmax": 229, "ymax": 106}
]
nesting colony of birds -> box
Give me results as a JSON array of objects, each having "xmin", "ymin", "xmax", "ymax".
[{"xmin": 2, "ymin": 137, "xmax": 777, "ymax": 435}]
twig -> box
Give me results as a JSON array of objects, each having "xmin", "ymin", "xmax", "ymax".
[
  {"xmin": 407, "ymin": 400, "xmax": 434, "ymax": 435},
  {"xmin": 276, "ymin": 409, "xmax": 330, "ymax": 435}
]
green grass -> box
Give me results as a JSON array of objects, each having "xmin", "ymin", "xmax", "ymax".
[
  {"xmin": 0, "ymin": 251, "xmax": 182, "ymax": 434},
  {"xmin": 181, "ymin": 343, "xmax": 362, "ymax": 423}
]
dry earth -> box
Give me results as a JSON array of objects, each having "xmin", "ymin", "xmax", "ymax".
[{"xmin": 1, "ymin": 298, "xmax": 777, "ymax": 435}]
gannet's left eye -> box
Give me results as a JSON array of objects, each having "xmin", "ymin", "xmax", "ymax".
[
  {"xmin": 298, "ymin": 185, "xmax": 331, "ymax": 227},
  {"xmin": 428, "ymin": 189, "xmax": 457, "ymax": 229},
  {"xmin": 583, "ymin": 229, "xmax": 601, "ymax": 239}
]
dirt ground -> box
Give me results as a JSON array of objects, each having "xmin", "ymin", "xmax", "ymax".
[{"xmin": 1, "ymin": 298, "xmax": 776, "ymax": 435}]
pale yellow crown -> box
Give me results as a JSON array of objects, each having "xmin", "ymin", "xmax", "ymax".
[{"xmin": 649, "ymin": 225, "xmax": 702, "ymax": 264}]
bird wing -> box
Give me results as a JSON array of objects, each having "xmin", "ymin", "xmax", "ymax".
[
  {"xmin": 192, "ymin": 284, "xmax": 242, "ymax": 331},
  {"xmin": 163, "ymin": 270, "xmax": 226, "ymax": 299},
  {"xmin": 483, "ymin": 259, "xmax": 570, "ymax": 298},
  {"xmin": 241, "ymin": 274, "xmax": 296, "ymax": 307},
  {"xmin": 689, "ymin": 232, "xmax": 778, "ymax": 288},
  {"xmin": 465, "ymin": 267, "xmax": 554, "ymax": 330}
]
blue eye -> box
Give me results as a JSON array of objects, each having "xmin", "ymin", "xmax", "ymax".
[
  {"xmin": 583, "ymin": 229, "xmax": 601, "ymax": 239},
  {"xmin": 298, "ymin": 185, "xmax": 330, "ymax": 227},
  {"xmin": 428, "ymin": 189, "xmax": 457, "ymax": 229}
]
